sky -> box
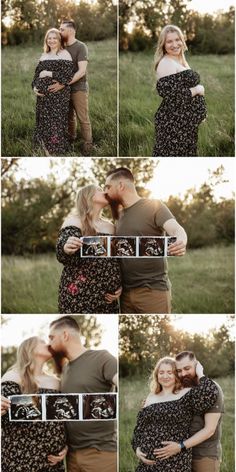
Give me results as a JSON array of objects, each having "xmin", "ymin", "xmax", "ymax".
[
  {"xmin": 188, "ymin": 0, "xmax": 234, "ymax": 14},
  {"xmin": 1, "ymin": 315, "xmax": 118, "ymax": 357},
  {"xmin": 172, "ymin": 314, "xmax": 234, "ymax": 338},
  {"xmin": 10, "ymin": 157, "xmax": 235, "ymax": 202}
]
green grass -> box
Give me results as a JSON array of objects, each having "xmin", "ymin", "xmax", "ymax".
[
  {"xmin": 119, "ymin": 376, "xmax": 235, "ymax": 472},
  {"xmin": 119, "ymin": 52, "xmax": 235, "ymax": 156},
  {"xmin": 1, "ymin": 245, "xmax": 234, "ymax": 314},
  {"xmin": 2, "ymin": 39, "xmax": 117, "ymax": 157}
]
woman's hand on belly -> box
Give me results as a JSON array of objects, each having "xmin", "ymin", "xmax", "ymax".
[
  {"xmin": 39, "ymin": 70, "xmax": 53, "ymax": 78},
  {"xmin": 190, "ymin": 84, "xmax": 205, "ymax": 97},
  {"xmin": 136, "ymin": 447, "xmax": 156, "ymax": 465}
]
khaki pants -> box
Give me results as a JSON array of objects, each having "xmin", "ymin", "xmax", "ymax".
[
  {"xmin": 67, "ymin": 448, "xmax": 117, "ymax": 472},
  {"xmin": 121, "ymin": 287, "xmax": 171, "ymax": 314},
  {"xmin": 68, "ymin": 91, "xmax": 92, "ymax": 144},
  {"xmin": 192, "ymin": 458, "xmax": 220, "ymax": 472}
]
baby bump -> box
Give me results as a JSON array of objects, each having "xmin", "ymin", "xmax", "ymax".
[
  {"xmin": 191, "ymin": 95, "xmax": 207, "ymax": 124},
  {"xmin": 35, "ymin": 77, "xmax": 54, "ymax": 95}
]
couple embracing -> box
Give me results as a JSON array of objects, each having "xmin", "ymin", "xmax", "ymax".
[
  {"xmin": 32, "ymin": 19, "xmax": 92, "ymax": 156},
  {"xmin": 1, "ymin": 316, "xmax": 117, "ymax": 472},
  {"xmin": 56, "ymin": 167, "xmax": 187, "ymax": 315}
]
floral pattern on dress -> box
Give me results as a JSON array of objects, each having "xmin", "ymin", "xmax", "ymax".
[
  {"xmin": 132, "ymin": 377, "xmax": 218, "ymax": 472},
  {"xmin": 1, "ymin": 381, "xmax": 66, "ymax": 472},
  {"xmin": 32, "ymin": 59, "xmax": 74, "ymax": 155},
  {"xmin": 56, "ymin": 226, "xmax": 122, "ymax": 314},
  {"xmin": 153, "ymin": 69, "xmax": 207, "ymax": 157}
]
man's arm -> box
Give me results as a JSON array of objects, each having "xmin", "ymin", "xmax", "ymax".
[
  {"xmin": 163, "ymin": 218, "xmax": 187, "ymax": 256},
  {"xmin": 69, "ymin": 60, "xmax": 87, "ymax": 85},
  {"xmin": 112, "ymin": 373, "xmax": 118, "ymax": 387},
  {"xmin": 154, "ymin": 412, "xmax": 221, "ymax": 460}
]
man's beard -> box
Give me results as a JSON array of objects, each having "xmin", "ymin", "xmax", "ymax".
[
  {"xmin": 181, "ymin": 375, "xmax": 199, "ymax": 387},
  {"xmin": 105, "ymin": 194, "xmax": 122, "ymax": 220},
  {"xmin": 48, "ymin": 346, "xmax": 67, "ymax": 374}
]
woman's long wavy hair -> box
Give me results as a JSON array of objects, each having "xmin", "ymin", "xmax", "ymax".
[
  {"xmin": 154, "ymin": 25, "xmax": 188, "ymax": 70},
  {"xmin": 150, "ymin": 356, "xmax": 182, "ymax": 394},
  {"xmin": 43, "ymin": 28, "xmax": 64, "ymax": 53},
  {"xmin": 16, "ymin": 337, "xmax": 40, "ymax": 394},
  {"xmin": 75, "ymin": 184, "xmax": 102, "ymax": 235}
]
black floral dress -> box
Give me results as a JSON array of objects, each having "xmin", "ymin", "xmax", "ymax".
[
  {"xmin": 153, "ymin": 70, "xmax": 207, "ymax": 157},
  {"xmin": 32, "ymin": 59, "xmax": 74, "ymax": 155},
  {"xmin": 132, "ymin": 377, "xmax": 218, "ymax": 472},
  {"xmin": 56, "ymin": 226, "xmax": 122, "ymax": 314},
  {"xmin": 1, "ymin": 381, "xmax": 67, "ymax": 472}
]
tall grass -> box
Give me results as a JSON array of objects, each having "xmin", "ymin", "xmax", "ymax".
[
  {"xmin": 1, "ymin": 245, "xmax": 234, "ymax": 314},
  {"xmin": 119, "ymin": 376, "xmax": 235, "ymax": 472},
  {"xmin": 119, "ymin": 52, "xmax": 235, "ymax": 157},
  {"xmin": 2, "ymin": 39, "xmax": 117, "ymax": 157}
]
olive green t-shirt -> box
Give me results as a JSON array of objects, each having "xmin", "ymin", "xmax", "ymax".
[
  {"xmin": 61, "ymin": 349, "xmax": 117, "ymax": 451},
  {"xmin": 66, "ymin": 39, "xmax": 88, "ymax": 92},
  {"xmin": 191, "ymin": 381, "xmax": 224, "ymax": 459},
  {"xmin": 116, "ymin": 198, "xmax": 175, "ymax": 290}
]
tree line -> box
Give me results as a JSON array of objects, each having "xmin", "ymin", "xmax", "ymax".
[
  {"xmin": 1, "ymin": 158, "xmax": 234, "ymax": 255},
  {"xmin": 2, "ymin": 0, "xmax": 116, "ymax": 46},
  {"xmin": 119, "ymin": 0, "xmax": 235, "ymax": 54},
  {"xmin": 119, "ymin": 315, "xmax": 234, "ymax": 378}
]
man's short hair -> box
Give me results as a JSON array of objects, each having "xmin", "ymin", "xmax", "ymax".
[
  {"xmin": 106, "ymin": 167, "xmax": 134, "ymax": 182},
  {"xmin": 50, "ymin": 316, "xmax": 80, "ymax": 332},
  {"xmin": 61, "ymin": 19, "xmax": 76, "ymax": 30},
  {"xmin": 175, "ymin": 351, "xmax": 196, "ymax": 362}
]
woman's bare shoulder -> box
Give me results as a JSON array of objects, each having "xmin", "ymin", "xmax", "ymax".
[
  {"xmin": 61, "ymin": 215, "xmax": 81, "ymax": 229},
  {"xmin": 156, "ymin": 57, "xmax": 177, "ymax": 79},
  {"xmin": 39, "ymin": 53, "xmax": 49, "ymax": 61},
  {"xmin": 1, "ymin": 369, "xmax": 21, "ymax": 383}
]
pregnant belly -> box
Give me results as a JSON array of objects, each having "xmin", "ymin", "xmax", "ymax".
[
  {"xmin": 35, "ymin": 77, "xmax": 55, "ymax": 95},
  {"xmin": 191, "ymin": 95, "xmax": 207, "ymax": 124}
]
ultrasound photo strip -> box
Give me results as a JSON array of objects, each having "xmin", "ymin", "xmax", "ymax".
[
  {"xmin": 9, "ymin": 393, "xmax": 117, "ymax": 422},
  {"xmin": 80, "ymin": 236, "xmax": 177, "ymax": 258}
]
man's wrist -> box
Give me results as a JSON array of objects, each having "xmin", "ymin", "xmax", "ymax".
[{"xmin": 179, "ymin": 440, "xmax": 186, "ymax": 451}]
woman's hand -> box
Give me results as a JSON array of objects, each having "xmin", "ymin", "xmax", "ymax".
[
  {"xmin": 33, "ymin": 86, "xmax": 44, "ymax": 97},
  {"xmin": 136, "ymin": 447, "xmax": 155, "ymax": 465},
  {"xmin": 48, "ymin": 445, "xmax": 68, "ymax": 465},
  {"xmin": 1, "ymin": 396, "xmax": 11, "ymax": 416},
  {"xmin": 39, "ymin": 70, "xmax": 52, "ymax": 79},
  {"xmin": 105, "ymin": 287, "xmax": 122, "ymax": 303},
  {"xmin": 190, "ymin": 85, "xmax": 205, "ymax": 97},
  {"xmin": 196, "ymin": 361, "xmax": 204, "ymax": 379},
  {"xmin": 63, "ymin": 237, "xmax": 83, "ymax": 255}
]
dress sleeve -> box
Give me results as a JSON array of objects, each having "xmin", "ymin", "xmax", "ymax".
[
  {"xmin": 189, "ymin": 377, "xmax": 219, "ymax": 415},
  {"xmin": 131, "ymin": 410, "xmax": 145, "ymax": 452},
  {"xmin": 52, "ymin": 60, "xmax": 74, "ymax": 85},
  {"xmin": 32, "ymin": 62, "xmax": 41, "ymax": 89},
  {"xmin": 56, "ymin": 226, "xmax": 82, "ymax": 266},
  {"xmin": 157, "ymin": 76, "xmax": 192, "ymax": 108}
]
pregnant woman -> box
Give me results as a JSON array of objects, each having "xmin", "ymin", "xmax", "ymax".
[
  {"xmin": 153, "ymin": 25, "xmax": 207, "ymax": 157},
  {"xmin": 132, "ymin": 357, "xmax": 218, "ymax": 472},
  {"xmin": 1, "ymin": 337, "xmax": 67, "ymax": 472},
  {"xmin": 56, "ymin": 184, "xmax": 122, "ymax": 314},
  {"xmin": 32, "ymin": 28, "xmax": 74, "ymax": 155}
]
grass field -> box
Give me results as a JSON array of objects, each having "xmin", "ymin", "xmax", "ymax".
[
  {"xmin": 119, "ymin": 375, "xmax": 235, "ymax": 472},
  {"xmin": 1, "ymin": 244, "xmax": 234, "ymax": 314},
  {"xmin": 119, "ymin": 52, "xmax": 235, "ymax": 156},
  {"xmin": 2, "ymin": 39, "xmax": 117, "ymax": 157}
]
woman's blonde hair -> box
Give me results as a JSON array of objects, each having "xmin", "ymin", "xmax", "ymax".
[
  {"xmin": 16, "ymin": 337, "xmax": 40, "ymax": 394},
  {"xmin": 43, "ymin": 28, "xmax": 63, "ymax": 53},
  {"xmin": 76, "ymin": 184, "xmax": 100, "ymax": 235},
  {"xmin": 154, "ymin": 24, "xmax": 188, "ymax": 70},
  {"xmin": 150, "ymin": 356, "xmax": 182, "ymax": 394}
]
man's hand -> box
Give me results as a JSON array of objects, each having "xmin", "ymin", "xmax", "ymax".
[
  {"xmin": 48, "ymin": 446, "xmax": 68, "ymax": 465},
  {"xmin": 154, "ymin": 441, "xmax": 181, "ymax": 460},
  {"xmin": 136, "ymin": 447, "xmax": 155, "ymax": 465},
  {"xmin": 1, "ymin": 396, "xmax": 11, "ymax": 416},
  {"xmin": 168, "ymin": 240, "xmax": 186, "ymax": 256},
  {"xmin": 33, "ymin": 86, "xmax": 44, "ymax": 97},
  {"xmin": 105, "ymin": 287, "xmax": 122, "ymax": 303},
  {"xmin": 48, "ymin": 81, "xmax": 65, "ymax": 93}
]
